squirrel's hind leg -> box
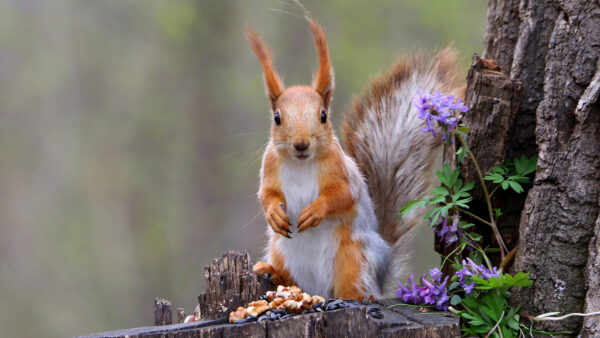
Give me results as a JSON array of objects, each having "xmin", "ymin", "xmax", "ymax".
[
  {"xmin": 332, "ymin": 222, "xmax": 367, "ymax": 301},
  {"xmin": 253, "ymin": 237, "xmax": 295, "ymax": 287}
]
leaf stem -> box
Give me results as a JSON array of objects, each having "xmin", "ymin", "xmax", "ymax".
[{"xmin": 456, "ymin": 135, "xmax": 507, "ymax": 260}]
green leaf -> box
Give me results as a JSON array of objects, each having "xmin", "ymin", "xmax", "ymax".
[
  {"xmin": 507, "ymin": 181, "xmax": 524, "ymax": 193},
  {"xmin": 501, "ymin": 181, "xmax": 509, "ymax": 190},
  {"xmin": 503, "ymin": 271, "xmax": 533, "ymax": 287},
  {"xmin": 459, "ymin": 222, "xmax": 474, "ymax": 230},
  {"xmin": 450, "ymin": 294, "xmax": 462, "ymax": 305},
  {"xmin": 457, "ymin": 147, "xmax": 467, "ymax": 164},
  {"xmin": 480, "ymin": 305, "xmax": 499, "ymax": 322},
  {"xmin": 508, "ymin": 175, "xmax": 529, "ymax": 183},
  {"xmin": 435, "ymin": 170, "xmax": 449, "ymax": 188},
  {"xmin": 430, "ymin": 209, "xmax": 442, "ymax": 226},
  {"xmin": 484, "ymin": 173, "xmax": 503, "ymax": 181},
  {"xmin": 471, "ymin": 276, "xmax": 490, "ymax": 286},
  {"xmin": 431, "ymin": 186, "xmax": 449, "ymax": 196},
  {"xmin": 454, "ymin": 197, "xmax": 473, "ymax": 208},
  {"xmin": 461, "ymin": 295, "xmax": 480, "ymax": 309},
  {"xmin": 460, "ymin": 312, "xmax": 476, "ymax": 320},
  {"xmin": 399, "ymin": 199, "xmax": 425, "ymax": 216},
  {"xmin": 450, "ymin": 168, "xmax": 460, "ymax": 188},
  {"xmin": 488, "ymin": 276, "xmax": 506, "ymax": 289},
  {"xmin": 457, "ymin": 126, "xmax": 470, "ymax": 134},
  {"xmin": 513, "ymin": 155, "xmax": 537, "ymax": 175},
  {"xmin": 429, "ymin": 195, "xmax": 447, "ymax": 203},
  {"xmin": 471, "ymin": 233, "xmax": 483, "ymax": 241},
  {"xmin": 492, "ymin": 166, "xmax": 507, "ymax": 175},
  {"xmin": 494, "ymin": 208, "xmax": 503, "ymax": 219},
  {"xmin": 460, "ymin": 181, "xmax": 475, "ymax": 192}
]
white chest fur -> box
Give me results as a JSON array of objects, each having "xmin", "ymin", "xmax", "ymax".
[{"xmin": 274, "ymin": 160, "xmax": 340, "ymax": 296}]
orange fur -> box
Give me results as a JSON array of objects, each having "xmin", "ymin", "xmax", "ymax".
[
  {"xmin": 253, "ymin": 236, "xmax": 295, "ymax": 286},
  {"xmin": 259, "ymin": 148, "xmax": 291, "ymax": 238},
  {"xmin": 245, "ymin": 26, "xmax": 284, "ymax": 107},
  {"xmin": 308, "ymin": 19, "xmax": 334, "ymax": 108},
  {"xmin": 298, "ymin": 145, "xmax": 356, "ymax": 232},
  {"xmin": 333, "ymin": 221, "xmax": 366, "ymax": 300},
  {"xmin": 247, "ymin": 18, "xmax": 463, "ymax": 300},
  {"xmin": 268, "ymin": 237, "xmax": 295, "ymax": 286},
  {"xmin": 248, "ymin": 19, "xmax": 373, "ymax": 299}
]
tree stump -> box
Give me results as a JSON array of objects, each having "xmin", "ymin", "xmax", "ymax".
[
  {"xmin": 197, "ymin": 250, "xmax": 274, "ymax": 319},
  {"xmin": 80, "ymin": 251, "xmax": 460, "ymax": 337},
  {"xmin": 153, "ymin": 298, "xmax": 172, "ymax": 326}
]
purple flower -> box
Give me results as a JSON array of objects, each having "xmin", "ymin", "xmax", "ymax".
[
  {"xmin": 396, "ymin": 269, "xmax": 450, "ymax": 311},
  {"xmin": 463, "ymin": 281, "xmax": 475, "ymax": 295},
  {"xmin": 434, "ymin": 216, "xmax": 462, "ymax": 248},
  {"xmin": 413, "ymin": 90, "xmax": 467, "ymax": 141},
  {"xmin": 397, "ymin": 274, "xmax": 420, "ymax": 304},
  {"xmin": 455, "ymin": 258, "xmax": 500, "ymax": 294}
]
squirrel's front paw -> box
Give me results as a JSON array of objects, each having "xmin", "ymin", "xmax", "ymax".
[
  {"xmin": 253, "ymin": 261, "xmax": 285, "ymax": 286},
  {"xmin": 266, "ymin": 202, "xmax": 291, "ymax": 238},
  {"xmin": 298, "ymin": 201, "xmax": 326, "ymax": 232}
]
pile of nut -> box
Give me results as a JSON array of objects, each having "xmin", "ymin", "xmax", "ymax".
[{"xmin": 229, "ymin": 285, "xmax": 325, "ymax": 323}]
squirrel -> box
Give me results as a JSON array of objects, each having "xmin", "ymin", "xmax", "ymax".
[{"xmin": 245, "ymin": 19, "xmax": 462, "ymax": 300}]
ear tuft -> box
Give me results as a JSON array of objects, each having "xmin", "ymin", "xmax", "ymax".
[
  {"xmin": 308, "ymin": 19, "xmax": 334, "ymax": 109},
  {"xmin": 245, "ymin": 25, "xmax": 285, "ymax": 107}
]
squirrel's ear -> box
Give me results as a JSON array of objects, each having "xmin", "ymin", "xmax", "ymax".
[
  {"xmin": 309, "ymin": 19, "xmax": 334, "ymax": 110},
  {"xmin": 245, "ymin": 26, "xmax": 285, "ymax": 108}
]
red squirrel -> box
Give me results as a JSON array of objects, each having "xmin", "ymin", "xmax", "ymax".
[{"xmin": 246, "ymin": 19, "xmax": 462, "ymax": 300}]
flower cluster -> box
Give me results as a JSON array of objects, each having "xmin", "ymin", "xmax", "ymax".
[
  {"xmin": 434, "ymin": 216, "xmax": 462, "ymax": 248},
  {"xmin": 456, "ymin": 258, "xmax": 500, "ymax": 295},
  {"xmin": 396, "ymin": 268, "xmax": 450, "ymax": 310},
  {"xmin": 414, "ymin": 90, "xmax": 467, "ymax": 141}
]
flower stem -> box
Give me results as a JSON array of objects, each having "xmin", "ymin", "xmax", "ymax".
[
  {"xmin": 456, "ymin": 135, "xmax": 507, "ymax": 260},
  {"xmin": 440, "ymin": 242, "xmax": 466, "ymax": 271},
  {"xmin": 484, "ymin": 311, "xmax": 505, "ymax": 338},
  {"xmin": 453, "ymin": 207, "xmax": 492, "ymax": 226},
  {"xmin": 489, "ymin": 184, "xmax": 501, "ymax": 198}
]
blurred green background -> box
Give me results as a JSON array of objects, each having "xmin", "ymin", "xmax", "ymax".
[{"xmin": 0, "ymin": 0, "xmax": 486, "ymax": 336}]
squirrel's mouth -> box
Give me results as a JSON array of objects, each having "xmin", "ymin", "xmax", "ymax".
[{"xmin": 296, "ymin": 154, "xmax": 309, "ymax": 160}]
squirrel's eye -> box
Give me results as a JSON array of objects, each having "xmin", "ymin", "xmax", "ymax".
[
  {"xmin": 274, "ymin": 112, "xmax": 281, "ymax": 125},
  {"xmin": 320, "ymin": 110, "xmax": 327, "ymax": 124}
]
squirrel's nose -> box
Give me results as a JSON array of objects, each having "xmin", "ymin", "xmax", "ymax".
[{"xmin": 294, "ymin": 140, "xmax": 310, "ymax": 152}]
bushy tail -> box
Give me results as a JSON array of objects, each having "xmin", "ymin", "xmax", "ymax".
[{"xmin": 342, "ymin": 48, "xmax": 463, "ymax": 288}]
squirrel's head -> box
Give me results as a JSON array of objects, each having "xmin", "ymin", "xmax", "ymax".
[{"xmin": 246, "ymin": 19, "xmax": 334, "ymax": 161}]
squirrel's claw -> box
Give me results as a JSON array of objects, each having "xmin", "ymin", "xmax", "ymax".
[
  {"xmin": 267, "ymin": 203, "xmax": 292, "ymax": 238},
  {"xmin": 298, "ymin": 202, "xmax": 325, "ymax": 232},
  {"xmin": 253, "ymin": 261, "xmax": 285, "ymax": 286}
]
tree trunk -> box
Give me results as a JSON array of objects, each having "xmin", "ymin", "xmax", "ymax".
[{"xmin": 463, "ymin": 0, "xmax": 600, "ymax": 334}]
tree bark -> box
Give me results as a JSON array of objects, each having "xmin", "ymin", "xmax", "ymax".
[
  {"xmin": 460, "ymin": 55, "xmax": 523, "ymax": 261},
  {"xmin": 467, "ymin": 0, "xmax": 600, "ymax": 334}
]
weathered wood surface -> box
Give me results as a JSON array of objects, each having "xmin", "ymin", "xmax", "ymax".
[
  {"xmin": 79, "ymin": 300, "xmax": 459, "ymax": 338},
  {"xmin": 153, "ymin": 298, "xmax": 172, "ymax": 326},
  {"xmin": 197, "ymin": 250, "xmax": 275, "ymax": 320},
  {"xmin": 463, "ymin": 54, "xmax": 523, "ymax": 258},
  {"xmin": 81, "ymin": 251, "xmax": 460, "ymax": 337}
]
